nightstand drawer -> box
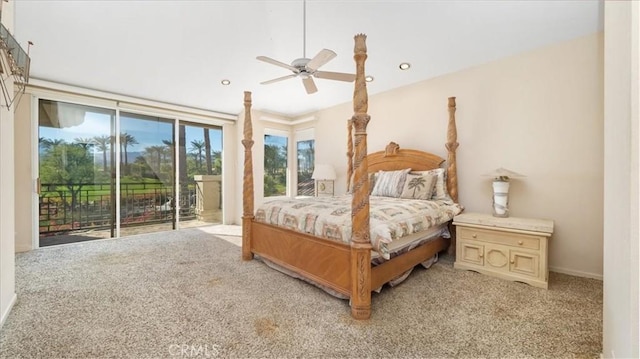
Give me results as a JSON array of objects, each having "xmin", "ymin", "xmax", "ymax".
[{"xmin": 458, "ymin": 227, "xmax": 540, "ymax": 250}]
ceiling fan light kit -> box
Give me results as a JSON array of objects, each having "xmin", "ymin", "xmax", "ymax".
[{"xmin": 256, "ymin": 0, "xmax": 356, "ymax": 94}]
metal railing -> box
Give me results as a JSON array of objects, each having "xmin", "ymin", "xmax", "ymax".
[{"xmin": 39, "ymin": 182, "xmax": 197, "ymax": 235}]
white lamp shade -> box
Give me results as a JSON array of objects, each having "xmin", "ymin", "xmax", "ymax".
[
  {"xmin": 483, "ymin": 167, "xmax": 525, "ymax": 180},
  {"xmin": 311, "ymin": 164, "xmax": 336, "ymax": 180}
]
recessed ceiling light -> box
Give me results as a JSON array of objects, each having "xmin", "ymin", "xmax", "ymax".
[
  {"xmin": 399, "ymin": 63, "xmax": 411, "ymax": 70},
  {"xmin": 365, "ymin": 75, "xmax": 374, "ymax": 82},
  {"xmin": 221, "ymin": 79, "xmax": 231, "ymax": 85}
]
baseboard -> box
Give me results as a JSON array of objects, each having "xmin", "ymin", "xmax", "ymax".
[
  {"xmin": 549, "ymin": 266, "xmax": 603, "ymax": 280},
  {"xmin": 0, "ymin": 293, "xmax": 17, "ymax": 328}
]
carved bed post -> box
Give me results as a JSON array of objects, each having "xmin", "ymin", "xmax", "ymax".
[
  {"xmin": 446, "ymin": 97, "xmax": 458, "ymax": 202},
  {"xmin": 350, "ymin": 34, "xmax": 372, "ymax": 320},
  {"xmin": 242, "ymin": 91, "xmax": 255, "ymax": 261},
  {"xmin": 346, "ymin": 119, "xmax": 354, "ymax": 190},
  {"xmin": 445, "ymin": 97, "xmax": 458, "ymax": 256}
]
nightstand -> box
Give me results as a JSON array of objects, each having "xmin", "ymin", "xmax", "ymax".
[{"xmin": 453, "ymin": 212, "xmax": 554, "ymax": 289}]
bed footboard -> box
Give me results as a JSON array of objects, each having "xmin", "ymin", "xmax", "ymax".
[{"xmin": 251, "ymin": 222, "xmax": 352, "ymax": 296}]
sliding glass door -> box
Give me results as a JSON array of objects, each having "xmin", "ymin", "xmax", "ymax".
[
  {"xmin": 37, "ymin": 99, "xmax": 224, "ymax": 246},
  {"xmin": 38, "ymin": 99, "xmax": 116, "ymax": 246},
  {"xmin": 118, "ymin": 112, "xmax": 175, "ymax": 236}
]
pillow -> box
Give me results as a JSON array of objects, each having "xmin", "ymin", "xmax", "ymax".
[
  {"xmin": 371, "ymin": 168, "xmax": 411, "ymax": 197},
  {"xmin": 400, "ymin": 172, "xmax": 436, "ymax": 200},
  {"xmin": 412, "ymin": 168, "xmax": 450, "ymax": 200}
]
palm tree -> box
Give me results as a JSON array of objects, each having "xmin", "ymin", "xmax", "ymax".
[
  {"xmin": 39, "ymin": 138, "xmax": 65, "ymax": 151},
  {"xmin": 190, "ymin": 139, "xmax": 205, "ymax": 170},
  {"xmin": 119, "ymin": 133, "xmax": 138, "ymax": 175},
  {"xmin": 407, "ymin": 176, "xmax": 427, "ymax": 197},
  {"xmin": 162, "ymin": 139, "xmax": 174, "ymax": 166},
  {"xmin": 211, "ymin": 150, "xmax": 222, "ymax": 175},
  {"xmin": 92, "ymin": 135, "xmax": 111, "ymax": 172},
  {"xmin": 204, "ymin": 128, "xmax": 212, "ymax": 175},
  {"xmin": 73, "ymin": 137, "xmax": 94, "ymax": 150},
  {"xmin": 146, "ymin": 145, "xmax": 165, "ymax": 173}
]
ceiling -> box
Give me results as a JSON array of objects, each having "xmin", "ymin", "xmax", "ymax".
[{"xmin": 14, "ymin": 1, "xmax": 602, "ymax": 118}]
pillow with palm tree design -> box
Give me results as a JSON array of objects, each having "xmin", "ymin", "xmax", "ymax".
[{"xmin": 399, "ymin": 172, "xmax": 436, "ymax": 200}]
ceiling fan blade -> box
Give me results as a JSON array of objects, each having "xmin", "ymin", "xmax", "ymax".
[
  {"xmin": 256, "ymin": 56, "xmax": 298, "ymax": 72},
  {"xmin": 314, "ymin": 71, "xmax": 356, "ymax": 82},
  {"xmin": 306, "ymin": 49, "xmax": 337, "ymax": 71},
  {"xmin": 260, "ymin": 74, "xmax": 297, "ymax": 85},
  {"xmin": 302, "ymin": 77, "xmax": 318, "ymax": 94}
]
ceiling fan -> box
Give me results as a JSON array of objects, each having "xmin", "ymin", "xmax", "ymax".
[{"xmin": 256, "ymin": 0, "xmax": 356, "ymax": 94}]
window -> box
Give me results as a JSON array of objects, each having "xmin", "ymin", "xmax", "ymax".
[
  {"xmin": 295, "ymin": 128, "xmax": 315, "ymax": 196},
  {"xmin": 264, "ymin": 133, "xmax": 288, "ymax": 197},
  {"xmin": 296, "ymin": 139, "xmax": 315, "ymax": 196}
]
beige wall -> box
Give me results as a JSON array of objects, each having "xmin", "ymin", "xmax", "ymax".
[
  {"xmin": 0, "ymin": 0, "xmax": 16, "ymax": 326},
  {"xmin": 309, "ymin": 33, "xmax": 604, "ymax": 278},
  {"xmin": 14, "ymin": 95, "xmax": 33, "ymax": 252},
  {"xmin": 234, "ymin": 108, "xmax": 295, "ymax": 223},
  {"xmin": 602, "ymin": 1, "xmax": 640, "ymax": 358}
]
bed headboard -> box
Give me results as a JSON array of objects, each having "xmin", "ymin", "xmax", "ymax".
[
  {"xmin": 348, "ymin": 97, "xmax": 458, "ymax": 203},
  {"xmin": 366, "ymin": 142, "xmax": 445, "ymax": 173}
]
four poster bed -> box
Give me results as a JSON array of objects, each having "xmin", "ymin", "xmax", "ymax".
[{"xmin": 241, "ymin": 34, "xmax": 461, "ymax": 319}]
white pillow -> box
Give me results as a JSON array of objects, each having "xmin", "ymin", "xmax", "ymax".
[{"xmin": 371, "ymin": 168, "xmax": 411, "ymax": 197}]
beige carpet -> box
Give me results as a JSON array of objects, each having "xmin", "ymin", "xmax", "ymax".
[{"xmin": 0, "ymin": 226, "xmax": 602, "ymax": 358}]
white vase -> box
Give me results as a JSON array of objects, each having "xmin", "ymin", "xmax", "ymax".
[{"xmin": 492, "ymin": 179, "xmax": 510, "ymax": 217}]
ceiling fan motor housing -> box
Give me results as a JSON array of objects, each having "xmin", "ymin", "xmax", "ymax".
[
  {"xmin": 292, "ymin": 58, "xmax": 312, "ymax": 78},
  {"xmin": 292, "ymin": 58, "xmax": 310, "ymax": 69}
]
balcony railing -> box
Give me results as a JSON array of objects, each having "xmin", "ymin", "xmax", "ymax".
[{"xmin": 39, "ymin": 182, "xmax": 197, "ymax": 235}]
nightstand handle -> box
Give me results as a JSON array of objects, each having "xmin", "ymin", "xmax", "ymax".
[
  {"xmin": 510, "ymin": 260, "xmax": 515, "ymax": 264},
  {"xmin": 479, "ymin": 253, "xmax": 484, "ymax": 258},
  {"xmin": 518, "ymin": 240, "xmax": 523, "ymax": 245},
  {"xmin": 472, "ymin": 234, "xmax": 477, "ymax": 239}
]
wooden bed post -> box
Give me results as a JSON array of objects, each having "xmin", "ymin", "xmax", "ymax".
[
  {"xmin": 446, "ymin": 97, "xmax": 458, "ymax": 202},
  {"xmin": 242, "ymin": 91, "xmax": 255, "ymax": 261},
  {"xmin": 445, "ymin": 97, "xmax": 458, "ymax": 256},
  {"xmin": 350, "ymin": 34, "xmax": 373, "ymax": 320},
  {"xmin": 346, "ymin": 119, "xmax": 354, "ymax": 191}
]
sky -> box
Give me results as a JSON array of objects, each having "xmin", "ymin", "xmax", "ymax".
[{"xmin": 40, "ymin": 110, "xmax": 223, "ymax": 153}]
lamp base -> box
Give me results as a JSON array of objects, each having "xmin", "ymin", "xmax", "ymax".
[{"xmin": 492, "ymin": 179, "xmax": 510, "ymax": 218}]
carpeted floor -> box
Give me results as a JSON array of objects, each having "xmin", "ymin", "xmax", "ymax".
[{"xmin": 0, "ymin": 226, "xmax": 602, "ymax": 358}]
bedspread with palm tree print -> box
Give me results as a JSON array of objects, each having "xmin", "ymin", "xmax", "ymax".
[{"xmin": 255, "ymin": 195, "xmax": 463, "ymax": 259}]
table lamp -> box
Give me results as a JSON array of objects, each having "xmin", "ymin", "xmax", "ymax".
[
  {"xmin": 312, "ymin": 164, "xmax": 336, "ymax": 196},
  {"xmin": 483, "ymin": 167, "xmax": 525, "ymax": 217}
]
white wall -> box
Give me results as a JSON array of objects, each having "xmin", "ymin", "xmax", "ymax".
[
  {"xmin": 0, "ymin": 0, "xmax": 17, "ymax": 326},
  {"xmin": 602, "ymin": 2, "xmax": 640, "ymax": 358},
  {"xmin": 309, "ymin": 33, "xmax": 604, "ymax": 279}
]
